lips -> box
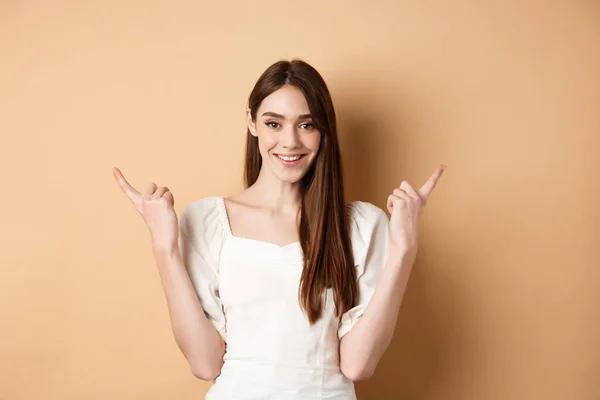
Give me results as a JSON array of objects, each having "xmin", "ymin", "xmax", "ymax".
[{"xmin": 274, "ymin": 153, "xmax": 306, "ymax": 167}]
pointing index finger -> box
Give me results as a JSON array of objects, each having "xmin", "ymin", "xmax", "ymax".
[
  {"xmin": 112, "ymin": 167, "xmax": 141, "ymax": 199},
  {"xmin": 418, "ymin": 164, "xmax": 446, "ymax": 200}
]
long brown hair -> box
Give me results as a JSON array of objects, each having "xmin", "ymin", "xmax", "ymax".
[{"xmin": 244, "ymin": 59, "xmax": 357, "ymax": 324}]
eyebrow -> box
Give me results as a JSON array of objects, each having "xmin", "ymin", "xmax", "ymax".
[{"xmin": 261, "ymin": 112, "xmax": 312, "ymax": 120}]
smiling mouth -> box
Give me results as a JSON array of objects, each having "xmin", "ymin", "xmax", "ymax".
[{"xmin": 275, "ymin": 154, "xmax": 305, "ymax": 161}]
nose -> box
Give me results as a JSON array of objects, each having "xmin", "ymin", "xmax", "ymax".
[{"xmin": 280, "ymin": 126, "xmax": 301, "ymax": 149}]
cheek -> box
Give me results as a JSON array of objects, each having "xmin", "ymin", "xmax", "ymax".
[
  {"xmin": 257, "ymin": 133, "xmax": 277, "ymax": 156},
  {"xmin": 308, "ymin": 133, "xmax": 321, "ymax": 152}
]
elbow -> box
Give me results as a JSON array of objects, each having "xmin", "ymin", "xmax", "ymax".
[
  {"xmin": 341, "ymin": 362, "xmax": 375, "ymax": 382},
  {"xmin": 184, "ymin": 335, "xmax": 226, "ymax": 381},
  {"xmin": 188, "ymin": 347, "xmax": 225, "ymax": 382},
  {"xmin": 340, "ymin": 344, "xmax": 377, "ymax": 381},
  {"xmin": 190, "ymin": 361, "xmax": 222, "ymax": 381}
]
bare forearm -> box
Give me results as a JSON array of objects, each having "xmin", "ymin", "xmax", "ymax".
[
  {"xmin": 340, "ymin": 250, "xmax": 415, "ymax": 380},
  {"xmin": 153, "ymin": 245, "xmax": 225, "ymax": 379}
]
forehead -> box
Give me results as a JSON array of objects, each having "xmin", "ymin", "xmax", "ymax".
[{"xmin": 257, "ymin": 85, "xmax": 310, "ymax": 117}]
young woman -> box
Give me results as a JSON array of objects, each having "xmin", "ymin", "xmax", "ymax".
[{"xmin": 113, "ymin": 59, "xmax": 445, "ymax": 399}]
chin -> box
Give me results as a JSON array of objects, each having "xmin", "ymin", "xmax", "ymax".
[{"xmin": 273, "ymin": 170, "xmax": 307, "ymax": 184}]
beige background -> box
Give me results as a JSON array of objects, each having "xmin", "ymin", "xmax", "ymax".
[{"xmin": 1, "ymin": 1, "xmax": 599, "ymax": 399}]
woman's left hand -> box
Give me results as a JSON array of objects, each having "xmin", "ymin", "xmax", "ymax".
[{"xmin": 386, "ymin": 164, "xmax": 446, "ymax": 261}]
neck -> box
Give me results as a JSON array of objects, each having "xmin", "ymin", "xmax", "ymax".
[{"xmin": 248, "ymin": 167, "xmax": 302, "ymax": 213}]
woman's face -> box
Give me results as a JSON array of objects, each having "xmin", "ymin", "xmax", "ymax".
[{"xmin": 247, "ymin": 85, "xmax": 321, "ymax": 184}]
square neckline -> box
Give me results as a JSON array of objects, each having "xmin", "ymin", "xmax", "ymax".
[{"xmin": 217, "ymin": 196, "xmax": 302, "ymax": 251}]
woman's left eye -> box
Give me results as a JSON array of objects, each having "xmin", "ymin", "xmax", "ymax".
[{"xmin": 300, "ymin": 123, "xmax": 314, "ymax": 130}]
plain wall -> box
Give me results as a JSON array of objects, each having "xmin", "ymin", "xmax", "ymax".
[{"xmin": 1, "ymin": 1, "xmax": 599, "ymax": 399}]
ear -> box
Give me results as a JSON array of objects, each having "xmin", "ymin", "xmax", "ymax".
[{"xmin": 246, "ymin": 108, "xmax": 257, "ymax": 137}]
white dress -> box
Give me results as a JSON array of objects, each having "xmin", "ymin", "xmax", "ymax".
[{"xmin": 178, "ymin": 196, "xmax": 390, "ymax": 400}]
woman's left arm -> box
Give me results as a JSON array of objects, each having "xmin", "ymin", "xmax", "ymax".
[
  {"xmin": 339, "ymin": 164, "xmax": 446, "ymax": 381},
  {"xmin": 339, "ymin": 249, "xmax": 415, "ymax": 381}
]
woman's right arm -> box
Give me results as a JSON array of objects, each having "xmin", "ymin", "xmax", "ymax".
[
  {"xmin": 153, "ymin": 244, "xmax": 226, "ymax": 381},
  {"xmin": 112, "ymin": 167, "xmax": 225, "ymax": 381}
]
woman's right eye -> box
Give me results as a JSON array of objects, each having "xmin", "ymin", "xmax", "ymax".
[{"xmin": 265, "ymin": 121, "xmax": 280, "ymax": 128}]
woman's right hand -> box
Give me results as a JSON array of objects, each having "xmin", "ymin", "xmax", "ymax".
[{"xmin": 112, "ymin": 167, "xmax": 179, "ymax": 251}]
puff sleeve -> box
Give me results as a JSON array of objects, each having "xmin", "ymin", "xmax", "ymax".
[
  {"xmin": 338, "ymin": 201, "xmax": 390, "ymax": 339},
  {"xmin": 178, "ymin": 197, "xmax": 227, "ymax": 341}
]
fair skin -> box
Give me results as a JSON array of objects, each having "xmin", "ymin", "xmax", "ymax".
[
  {"xmin": 339, "ymin": 166, "xmax": 445, "ymax": 381},
  {"xmin": 112, "ymin": 83, "xmax": 445, "ymax": 382},
  {"xmin": 111, "ymin": 169, "xmax": 226, "ymax": 380},
  {"xmin": 222, "ymin": 84, "xmax": 320, "ymax": 244}
]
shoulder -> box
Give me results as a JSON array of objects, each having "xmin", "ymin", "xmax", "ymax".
[
  {"xmin": 348, "ymin": 200, "xmax": 389, "ymax": 229},
  {"xmin": 179, "ymin": 196, "xmax": 224, "ymax": 239},
  {"xmin": 347, "ymin": 201, "xmax": 389, "ymax": 260}
]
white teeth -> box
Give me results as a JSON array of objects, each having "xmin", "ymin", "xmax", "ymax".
[{"xmin": 277, "ymin": 155, "xmax": 302, "ymax": 161}]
